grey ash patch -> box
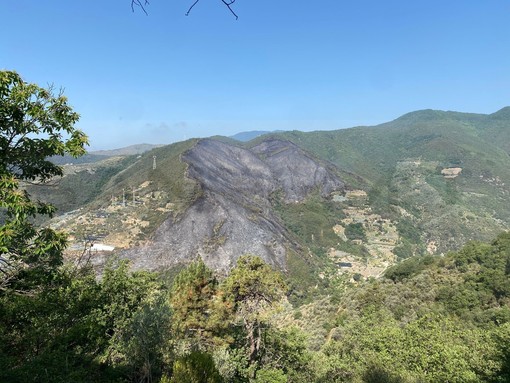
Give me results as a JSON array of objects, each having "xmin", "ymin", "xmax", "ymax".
[{"xmin": 251, "ymin": 138, "xmax": 344, "ymax": 202}]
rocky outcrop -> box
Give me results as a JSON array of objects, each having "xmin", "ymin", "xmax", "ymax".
[{"xmin": 123, "ymin": 138, "xmax": 344, "ymax": 272}]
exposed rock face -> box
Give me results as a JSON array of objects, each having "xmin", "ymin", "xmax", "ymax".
[{"xmin": 123, "ymin": 138, "xmax": 344, "ymax": 272}]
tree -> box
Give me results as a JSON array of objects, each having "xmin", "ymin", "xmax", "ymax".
[
  {"xmin": 344, "ymin": 222, "xmax": 367, "ymax": 242},
  {"xmin": 170, "ymin": 259, "xmax": 227, "ymax": 351},
  {"xmin": 0, "ymin": 70, "xmax": 90, "ymax": 381},
  {"xmin": 0, "ymin": 70, "xmax": 88, "ymax": 292},
  {"xmin": 0, "ymin": 257, "xmax": 169, "ymax": 382},
  {"xmin": 168, "ymin": 351, "xmax": 224, "ymax": 383},
  {"xmin": 221, "ymin": 255, "xmax": 286, "ymax": 375},
  {"xmin": 96, "ymin": 260, "xmax": 171, "ymax": 383}
]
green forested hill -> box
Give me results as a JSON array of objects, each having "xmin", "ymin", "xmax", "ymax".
[
  {"xmin": 284, "ymin": 232, "xmax": 510, "ymax": 382},
  {"xmin": 270, "ymin": 108, "xmax": 510, "ymax": 254},
  {"xmin": 272, "ymin": 108, "xmax": 510, "ymax": 180}
]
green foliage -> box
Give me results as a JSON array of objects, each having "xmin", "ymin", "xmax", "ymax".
[
  {"xmin": 258, "ymin": 327, "xmax": 311, "ymax": 381},
  {"xmin": 169, "ymin": 352, "xmax": 223, "ymax": 383},
  {"xmin": 395, "ymin": 219, "xmax": 423, "ymax": 245},
  {"xmin": 97, "ymin": 260, "xmax": 171, "ymax": 381},
  {"xmin": 321, "ymin": 311, "xmax": 501, "ymax": 382},
  {"xmin": 284, "ymin": 249, "xmax": 319, "ymax": 304},
  {"xmin": 313, "ymin": 233, "xmax": 510, "ymax": 382},
  {"xmin": 223, "ymin": 255, "xmax": 286, "ymax": 307},
  {"xmin": 391, "ymin": 217, "xmax": 427, "ymax": 260},
  {"xmin": 272, "ymin": 193, "xmax": 347, "ymax": 302},
  {"xmin": 0, "ymin": 70, "xmax": 88, "ymax": 292},
  {"xmin": 493, "ymin": 323, "xmax": 510, "ymax": 382},
  {"xmin": 384, "ymin": 255, "xmax": 436, "ymax": 282},
  {"xmin": 344, "ymin": 222, "xmax": 366, "ymax": 242},
  {"xmin": 393, "ymin": 239, "xmax": 416, "ymax": 260},
  {"xmin": 361, "ymin": 364, "xmax": 408, "ymax": 383},
  {"xmin": 0, "ymin": 259, "xmax": 168, "ymax": 383},
  {"xmin": 434, "ymin": 234, "xmax": 510, "ymax": 322},
  {"xmin": 170, "ymin": 259, "xmax": 225, "ymax": 350},
  {"xmin": 0, "ymin": 71, "xmax": 87, "ymax": 181},
  {"xmin": 222, "ymin": 255, "xmax": 286, "ymax": 375},
  {"xmin": 274, "ymin": 192, "xmax": 344, "ymax": 250},
  {"xmin": 252, "ymin": 368, "xmax": 287, "ymax": 383}
]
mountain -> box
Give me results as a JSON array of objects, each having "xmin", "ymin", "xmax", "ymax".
[
  {"xmin": 230, "ymin": 130, "xmax": 284, "ymax": 142},
  {"xmin": 270, "ymin": 107, "xmax": 510, "ymax": 255},
  {"xmin": 90, "ymin": 143, "xmax": 163, "ymax": 157},
  {"xmin": 48, "ymin": 144, "xmax": 163, "ymax": 166},
  {"xmin": 119, "ymin": 138, "xmax": 344, "ymax": 272},
  {"xmin": 39, "ymin": 107, "xmax": 510, "ymax": 283}
]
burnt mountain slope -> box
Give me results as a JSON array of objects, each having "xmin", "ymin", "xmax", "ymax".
[
  {"xmin": 122, "ymin": 138, "xmax": 345, "ymax": 271},
  {"xmin": 251, "ymin": 139, "xmax": 343, "ymax": 202}
]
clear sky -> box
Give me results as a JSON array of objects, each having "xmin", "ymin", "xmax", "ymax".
[{"xmin": 2, "ymin": 1, "xmax": 510, "ymax": 150}]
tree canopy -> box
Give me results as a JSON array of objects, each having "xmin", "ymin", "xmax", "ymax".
[{"xmin": 0, "ymin": 70, "xmax": 88, "ymax": 292}]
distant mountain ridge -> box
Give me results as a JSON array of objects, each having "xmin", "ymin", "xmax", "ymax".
[
  {"xmin": 49, "ymin": 144, "xmax": 163, "ymax": 166},
  {"xmin": 90, "ymin": 143, "xmax": 163, "ymax": 157},
  {"xmin": 229, "ymin": 130, "xmax": 284, "ymax": 142}
]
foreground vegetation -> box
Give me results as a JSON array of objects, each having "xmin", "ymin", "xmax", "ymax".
[{"xmin": 1, "ymin": 234, "xmax": 509, "ymax": 382}]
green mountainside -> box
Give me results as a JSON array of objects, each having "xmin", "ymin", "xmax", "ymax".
[{"xmin": 270, "ymin": 108, "xmax": 510, "ymax": 255}]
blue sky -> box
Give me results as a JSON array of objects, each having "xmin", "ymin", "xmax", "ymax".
[{"xmin": 2, "ymin": 1, "xmax": 510, "ymax": 150}]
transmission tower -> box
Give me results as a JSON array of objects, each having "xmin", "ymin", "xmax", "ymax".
[{"xmin": 153, "ymin": 156, "xmax": 157, "ymax": 170}]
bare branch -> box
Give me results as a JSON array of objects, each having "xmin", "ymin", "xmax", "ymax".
[
  {"xmin": 72, "ymin": 239, "xmax": 93, "ymax": 275},
  {"xmin": 186, "ymin": 0, "xmax": 238, "ymax": 19},
  {"xmin": 221, "ymin": 0, "xmax": 238, "ymax": 20},
  {"xmin": 131, "ymin": 0, "xmax": 150, "ymax": 15},
  {"xmin": 185, "ymin": 0, "xmax": 201, "ymax": 16},
  {"xmin": 0, "ymin": 257, "xmax": 13, "ymax": 275},
  {"xmin": 130, "ymin": 0, "xmax": 239, "ymax": 19},
  {"xmin": 0, "ymin": 255, "xmax": 20, "ymax": 292}
]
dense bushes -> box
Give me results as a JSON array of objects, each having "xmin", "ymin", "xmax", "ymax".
[{"xmin": 2, "ymin": 237, "xmax": 510, "ymax": 382}]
